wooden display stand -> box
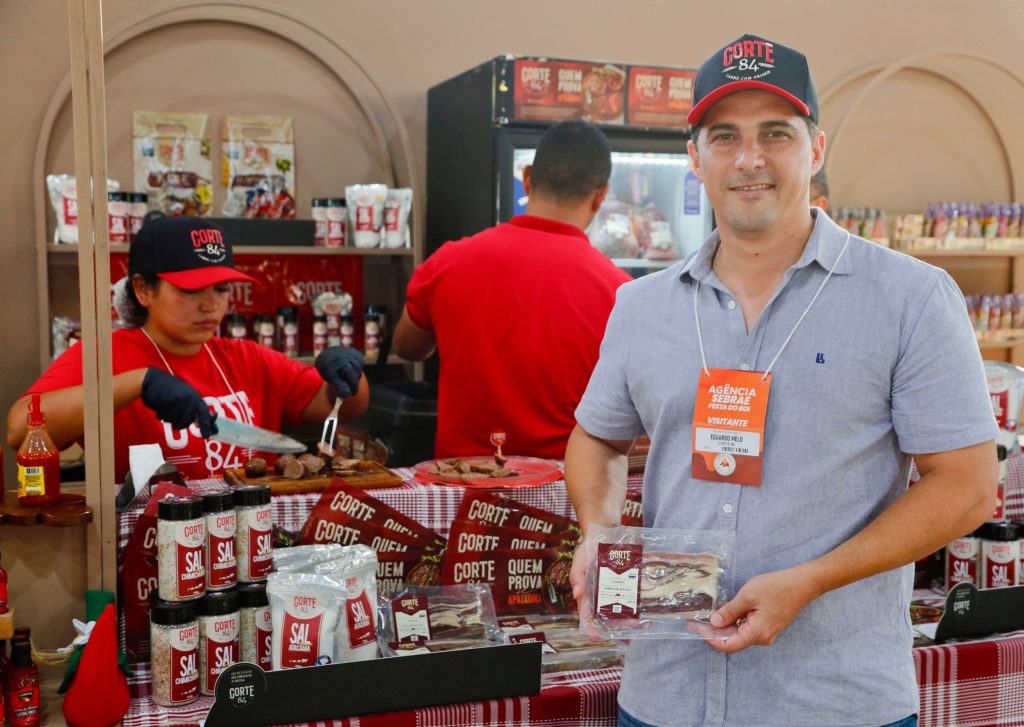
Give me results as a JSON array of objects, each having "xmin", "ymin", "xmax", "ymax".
[{"xmin": 0, "ymin": 493, "xmax": 92, "ymax": 528}]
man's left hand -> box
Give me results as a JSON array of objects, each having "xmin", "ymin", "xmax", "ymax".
[
  {"xmin": 315, "ymin": 346, "xmax": 364, "ymax": 399},
  {"xmin": 695, "ymin": 567, "xmax": 820, "ymax": 654}
]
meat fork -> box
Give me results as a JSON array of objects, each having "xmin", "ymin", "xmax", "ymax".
[{"xmin": 319, "ymin": 397, "xmax": 343, "ymax": 456}]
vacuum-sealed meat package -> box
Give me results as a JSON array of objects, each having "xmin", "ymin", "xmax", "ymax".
[
  {"xmin": 497, "ymin": 614, "xmax": 625, "ymax": 674},
  {"xmin": 632, "ymin": 203, "xmax": 678, "ymax": 261},
  {"xmin": 378, "ymin": 583, "xmax": 504, "ymax": 655},
  {"xmin": 580, "ymin": 525, "xmax": 734, "ymax": 639}
]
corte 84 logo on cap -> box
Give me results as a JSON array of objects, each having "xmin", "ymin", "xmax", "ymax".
[
  {"xmin": 721, "ymin": 38, "xmax": 776, "ymax": 81},
  {"xmin": 190, "ymin": 227, "xmax": 227, "ymax": 264}
]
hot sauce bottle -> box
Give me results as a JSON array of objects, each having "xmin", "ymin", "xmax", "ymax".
[
  {"xmin": 16, "ymin": 395, "xmax": 60, "ymax": 507},
  {"xmin": 6, "ymin": 640, "xmax": 39, "ymax": 726}
]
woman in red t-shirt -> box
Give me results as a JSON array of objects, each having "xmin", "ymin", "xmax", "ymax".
[{"xmin": 6, "ymin": 215, "xmax": 369, "ymax": 481}]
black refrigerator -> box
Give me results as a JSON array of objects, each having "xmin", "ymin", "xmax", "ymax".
[{"xmin": 427, "ymin": 55, "xmax": 713, "ymax": 269}]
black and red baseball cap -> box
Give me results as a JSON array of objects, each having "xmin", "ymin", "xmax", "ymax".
[
  {"xmin": 687, "ymin": 34, "xmax": 818, "ymax": 126},
  {"xmin": 129, "ymin": 215, "xmax": 256, "ymax": 290}
]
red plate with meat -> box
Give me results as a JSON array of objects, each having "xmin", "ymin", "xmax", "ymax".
[{"xmin": 413, "ymin": 456, "xmax": 563, "ymax": 489}]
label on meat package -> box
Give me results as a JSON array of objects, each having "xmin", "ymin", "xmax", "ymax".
[
  {"xmin": 513, "ymin": 59, "xmax": 626, "ymax": 125},
  {"xmin": 596, "ymin": 543, "xmax": 642, "ymax": 619},
  {"xmin": 448, "ymin": 520, "xmax": 574, "ymax": 556},
  {"xmin": 305, "ymin": 480, "xmax": 444, "ymax": 550},
  {"xmin": 626, "ymin": 67, "xmax": 696, "ymax": 128},
  {"xmin": 455, "ymin": 491, "xmax": 579, "ymax": 539},
  {"xmin": 376, "ymin": 551, "xmax": 443, "ymax": 596},
  {"xmin": 622, "ymin": 490, "xmax": 643, "ymax": 527},
  {"xmin": 508, "ymin": 631, "xmax": 558, "ymax": 654},
  {"xmin": 392, "ymin": 594, "xmax": 431, "ymax": 643},
  {"xmin": 441, "ymin": 547, "xmax": 575, "ymax": 615}
]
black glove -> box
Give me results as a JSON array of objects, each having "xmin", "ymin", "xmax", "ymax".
[
  {"xmin": 315, "ymin": 346, "xmax": 364, "ymax": 399},
  {"xmin": 141, "ymin": 367, "xmax": 219, "ymax": 437}
]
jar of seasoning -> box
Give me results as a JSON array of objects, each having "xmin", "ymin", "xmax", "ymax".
[
  {"xmin": 127, "ymin": 192, "xmax": 148, "ymax": 242},
  {"xmin": 282, "ymin": 308, "xmax": 300, "ymax": 358},
  {"xmin": 978, "ymin": 521, "xmax": 1020, "ymax": 589},
  {"xmin": 945, "ymin": 530, "xmax": 980, "ymax": 590},
  {"xmin": 257, "ymin": 316, "xmax": 276, "ymax": 349},
  {"xmin": 312, "ymin": 315, "xmax": 328, "ymax": 357},
  {"xmin": 326, "ymin": 198, "xmax": 346, "ymax": 247},
  {"xmin": 234, "ymin": 485, "xmax": 273, "ymax": 583},
  {"xmin": 107, "ymin": 191, "xmax": 128, "ymax": 243},
  {"xmin": 326, "ymin": 311, "xmax": 342, "ymax": 347},
  {"xmin": 340, "ymin": 313, "xmax": 354, "ymax": 348},
  {"xmin": 225, "ymin": 313, "xmax": 248, "ymax": 341},
  {"xmin": 1014, "ymin": 520, "xmax": 1024, "ymax": 587},
  {"xmin": 365, "ymin": 304, "xmax": 388, "ymax": 340},
  {"xmin": 198, "ymin": 590, "xmax": 239, "ymax": 696},
  {"xmin": 237, "ymin": 582, "xmax": 272, "ymax": 671},
  {"xmin": 312, "ymin": 198, "xmax": 329, "ymax": 246},
  {"xmin": 203, "ymin": 492, "xmax": 236, "ymax": 592},
  {"xmin": 157, "ymin": 496, "xmax": 206, "ymax": 601},
  {"xmin": 364, "ymin": 313, "xmax": 381, "ymax": 364},
  {"xmin": 150, "ymin": 597, "xmax": 200, "ymax": 707}
]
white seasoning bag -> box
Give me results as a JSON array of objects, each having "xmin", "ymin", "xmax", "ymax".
[
  {"xmin": 46, "ymin": 174, "xmax": 120, "ymax": 244},
  {"xmin": 316, "ymin": 546, "xmax": 378, "ymax": 663},
  {"xmin": 266, "ymin": 572, "xmax": 342, "ymax": 670},
  {"xmin": 345, "ymin": 184, "xmax": 387, "ymax": 248},
  {"xmin": 382, "ymin": 188, "xmax": 413, "ymax": 248},
  {"xmin": 272, "ymin": 544, "xmax": 346, "ymax": 573}
]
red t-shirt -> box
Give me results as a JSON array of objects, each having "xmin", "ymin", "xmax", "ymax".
[
  {"xmin": 406, "ymin": 215, "xmax": 631, "ymax": 459},
  {"xmin": 26, "ymin": 328, "xmax": 323, "ymax": 481}
]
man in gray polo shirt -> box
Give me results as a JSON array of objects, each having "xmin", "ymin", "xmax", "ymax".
[{"xmin": 567, "ymin": 34, "xmax": 997, "ymax": 727}]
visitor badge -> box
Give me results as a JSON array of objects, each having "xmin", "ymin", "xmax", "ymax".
[{"xmin": 691, "ymin": 368, "xmax": 771, "ymax": 486}]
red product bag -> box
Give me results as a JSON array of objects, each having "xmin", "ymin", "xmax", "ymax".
[
  {"xmin": 441, "ymin": 546, "xmax": 575, "ymax": 615},
  {"xmin": 455, "ymin": 491, "xmax": 579, "ymax": 538}
]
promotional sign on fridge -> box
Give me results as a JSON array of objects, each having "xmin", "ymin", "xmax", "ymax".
[{"xmin": 427, "ymin": 56, "xmax": 713, "ymax": 270}]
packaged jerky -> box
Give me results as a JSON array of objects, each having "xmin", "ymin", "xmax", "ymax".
[
  {"xmin": 447, "ymin": 519, "xmax": 577, "ymax": 557},
  {"xmin": 377, "ymin": 583, "xmax": 504, "ymax": 654},
  {"xmin": 496, "ymin": 615, "xmax": 625, "ymax": 674},
  {"xmin": 376, "ymin": 550, "xmax": 443, "ymax": 596},
  {"xmin": 303, "ymin": 478, "xmax": 444, "ymax": 550},
  {"xmin": 132, "ymin": 111, "xmax": 213, "ymax": 217},
  {"xmin": 580, "ymin": 525, "xmax": 734, "ymax": 640},
  {"xmin": 299, "ymin": 506, "xmax": 441, "ymax": 554},
  {"xmin": 221, "ymin": 115, "xmax": 296, "ymax": 219},
  {"xmin": 441, "ymin": 546, "xmax": 575, "ymax": 615},
  {"xmin": 455, "ymin": 490, "xmax": 580, "ymax": 539}
]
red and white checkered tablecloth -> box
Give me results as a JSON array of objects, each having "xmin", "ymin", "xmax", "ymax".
[{"xmin": 117, "ymin": 464, "xmax": 1024, "ymax": 727}]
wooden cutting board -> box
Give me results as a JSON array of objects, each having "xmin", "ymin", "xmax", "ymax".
[{"xmin": 224, "ymin": 463, "xmax": 403, "ymax": 495}]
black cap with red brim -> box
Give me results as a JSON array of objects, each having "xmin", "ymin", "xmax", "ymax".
[{"xmin": 687, "ymin": 34, "xmax": 819, "ymax": 126}]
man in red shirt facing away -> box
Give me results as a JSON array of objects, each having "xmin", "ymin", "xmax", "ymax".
[{"xmin": 393, "ymin": 120, "xmax": 631, "ymax": 459}]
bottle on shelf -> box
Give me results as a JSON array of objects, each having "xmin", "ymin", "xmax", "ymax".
[
  {"xmin": 6, "ymin": 639, "xmax": 39, "ymax": 726},
  {"xmin": 0, "ymin": 544, "xmax": 8, "ymax": 614},
  {"xmin": 15, "ymin": 395, "xmax": 60, "ymax": 507}
]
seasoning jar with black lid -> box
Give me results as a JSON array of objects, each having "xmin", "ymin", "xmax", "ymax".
[
  {"xmin": 203, "ymin": 492, "xmax": 236, "ymax": 592},
  {"xmin": 234, "ymin": 485, "xmax": 273, "ymax": 583},
  {"xmin": 225, "ymin": 313, "xmax": 248, "ymax": 341},
  {"xmin": 150, "ymin": 596, "xmax": 200, "ymax": 707},
  {"xmin": 237, "ymin": 582, "xmax": 272, "ymax": 671},
  {"xmin": 157, "ymin": 496, "xmax": 206, "ymax": 602},
  {"xmin": 198, "ymin": 590, "xmax": 240, "ymax": 696},
  {"xmin": 978, "ymin": 521, "xmax": 1020, "ymax": 589}
]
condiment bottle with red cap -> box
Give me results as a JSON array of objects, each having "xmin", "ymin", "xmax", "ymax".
[
  {"xmin": 6, "ymin": 639, "xmax": 39, "ymax": 726},
  {"xmin": 16, "ymin": 395, "xmax": 60, "ymax": 506}
]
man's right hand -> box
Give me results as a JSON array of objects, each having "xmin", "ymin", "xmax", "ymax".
[{"xmin": 141, "ymin": 367, "xmax": 218, "ymax": 437}]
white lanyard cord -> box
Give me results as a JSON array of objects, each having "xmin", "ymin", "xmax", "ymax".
[
  {"xmin": 139, "ymin": 327, "xmax": 250, "ymax": 425},
  {"xmin": 694, "ymin": 231, "xmax": 851, "ymax": 381}
]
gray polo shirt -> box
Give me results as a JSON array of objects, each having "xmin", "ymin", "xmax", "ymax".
[{"xmin": 575, "ymin": 211, "xmax": 997, "ymax": 727}]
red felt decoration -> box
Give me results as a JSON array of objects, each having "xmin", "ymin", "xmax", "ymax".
[{"xmin": 62, "ymin": 604, "xmax": 129, "ymax": 727}]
